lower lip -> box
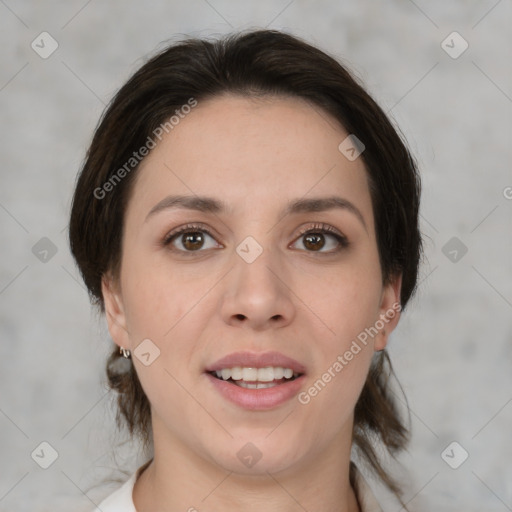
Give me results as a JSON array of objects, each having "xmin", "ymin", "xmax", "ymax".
[{"xmin": 205, "ymin": 373, "xmax": 305, "ymax": 410}]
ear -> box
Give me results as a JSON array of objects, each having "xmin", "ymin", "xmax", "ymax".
[
  {"xmin": 101, "ymin": 272, "xmax": 130, "ymax": 350},
  {"xmin": 374, "ymin": 273, "xmax": 402, "ymax": 352}
]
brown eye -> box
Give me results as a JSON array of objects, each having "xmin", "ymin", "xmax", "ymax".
[
  {"xmin": 292, "ymin": 224, "xmax": 349, "ymax": 253},
  {"xmin": 163, "ymin": 224, "xmax": 220, "ymax": 253},
  {"xmin": 180, "ymin": 231, "xmax": 206, "ymax": 251},
  {"xmin": 303, "ymin": 233, "xmax": 326, "ymax": 251}
]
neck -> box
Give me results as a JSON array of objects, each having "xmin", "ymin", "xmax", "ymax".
[{"xmin": 133, "ymin": 415, "xmax": 360, "ymax": 512}]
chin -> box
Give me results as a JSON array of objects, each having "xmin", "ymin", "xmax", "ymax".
[{"xmin": 202, "ymin": 433, "xmax": 305, "ymax": 476}]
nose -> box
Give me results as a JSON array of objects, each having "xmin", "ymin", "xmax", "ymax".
[{"xmin": 221, "ymin": 246, "xmax": 295, "ymax": 331}]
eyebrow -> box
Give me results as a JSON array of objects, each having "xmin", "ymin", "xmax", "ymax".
[{"xmin": 145, "ymin": 194, "xmax": 367, "ymax": 231}]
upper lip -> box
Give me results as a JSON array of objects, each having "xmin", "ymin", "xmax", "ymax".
[{"xmin": 205, "ymin": 351, "xmax": 306, "ymax": 374}]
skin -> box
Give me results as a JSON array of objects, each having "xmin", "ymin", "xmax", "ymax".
[{"xmin": 102, "ymin": 94, "xmax": 401, "ymax": 512}]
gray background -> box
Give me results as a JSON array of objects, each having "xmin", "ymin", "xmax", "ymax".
[{"xmin": 1, "ymin": 1, "xmax": 511, "ymax": 511}]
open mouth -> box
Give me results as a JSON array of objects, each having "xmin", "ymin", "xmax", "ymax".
[
  {"xmin": 208, "ymin": 368, "xmax": 303, "ymax": 389},
  {"xmin": 205, "ymin": 362, "xmax": 306, "ymax": 409}
]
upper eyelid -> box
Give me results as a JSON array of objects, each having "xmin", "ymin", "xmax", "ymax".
[
  {"xmin": 163, "ymin": 223, "xmax": 215, "ymax": 246},
  {"xmin": 164, "ymin": 222, "xmax": 343, "ymax": 237},
  {"xmin": 163, "ymin": 222, "xmax": 347, "ymax": 247},
  {"xmin": 296, "ymin": 222, "xmax": 345, "ymax": 237}
]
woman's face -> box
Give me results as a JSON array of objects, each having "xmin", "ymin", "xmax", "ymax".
[{"xmin": 102, "ymin": 94, "xmax": 401, "ymax": 475}]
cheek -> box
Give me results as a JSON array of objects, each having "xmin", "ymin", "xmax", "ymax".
[
  {"xmin": 295, "ymin": 259, "xmax": 381, "ymax": 411},
  {"xmin": 301, "ymin": 259, "xmax": 383, "ymax": 340},
  {"xmin": 299, "ymin": 298, "xmax": 375, "ymax": 430},
  {"xmin": 120, "ymin": 257, "xmax": 195, "ymax": 340},
  {"xmin": 296, "ymin": 333, "xmax": 373, "ymax": 454},
  {"xmin": 120, "ymin": 258, "xmax": 211, "ymax": 389}
]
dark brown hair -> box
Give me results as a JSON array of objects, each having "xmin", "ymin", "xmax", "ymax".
[{"xmin": 69, "ymin": 29, "xmax": 421, "ymax": 505}]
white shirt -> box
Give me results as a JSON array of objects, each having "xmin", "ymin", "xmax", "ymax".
[{"xmin": 96, "ymin": 461, "xmax": 383, "ymax": 512}]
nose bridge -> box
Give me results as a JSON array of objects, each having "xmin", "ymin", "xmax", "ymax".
[{"xmin": 222, "ymin": 238, "xmax": 294, "ymax": 329}]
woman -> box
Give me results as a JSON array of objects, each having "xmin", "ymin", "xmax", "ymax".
[{"xmin": 69, "ymin": 29, "xmax": 422, "ymax": 512}]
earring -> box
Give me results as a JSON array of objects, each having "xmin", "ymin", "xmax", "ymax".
[{"xmin": 120, "ymin": 347, "xmax": 131, "ymax": 359}]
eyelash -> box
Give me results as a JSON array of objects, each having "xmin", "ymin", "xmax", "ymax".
[{"xmin": 162, "ymin": 222, "xmax": 349, "ymax": 254}]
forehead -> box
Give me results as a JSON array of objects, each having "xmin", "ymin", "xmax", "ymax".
[{"xmin": 128, "ymin": 94, "xmax": 372, "ymax": 221}]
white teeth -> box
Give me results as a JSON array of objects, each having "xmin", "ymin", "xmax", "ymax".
[
  {"xmin": 242, "ymin": 367, "xmax": 258, "ymax": 381},
  {"xmin": 273, "ymin": 367, "xmax": 284, "ymax": 379},
  {"xmin": 231, "ymin": 366, "xmax": 243, "ymax": 380},
  {"xmin": 237, "ymin": 381, "xmax": 278, "ymax": 389},
  {"xmin": 257, "ymin": 367, "xmax": 274, "ymax": 382},
  {"xmin": 213, "ymin": 366, "xmax": 299, "ymax": 382}
]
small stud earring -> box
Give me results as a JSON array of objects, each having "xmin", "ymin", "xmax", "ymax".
[{"xmin": 120, "ymin": 347, "xmax": 131, "ymax": 359}]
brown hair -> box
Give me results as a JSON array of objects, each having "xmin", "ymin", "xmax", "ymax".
[{"xmin": 69, "ymin": 29, "xmax": 421, "ymax": 505}]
